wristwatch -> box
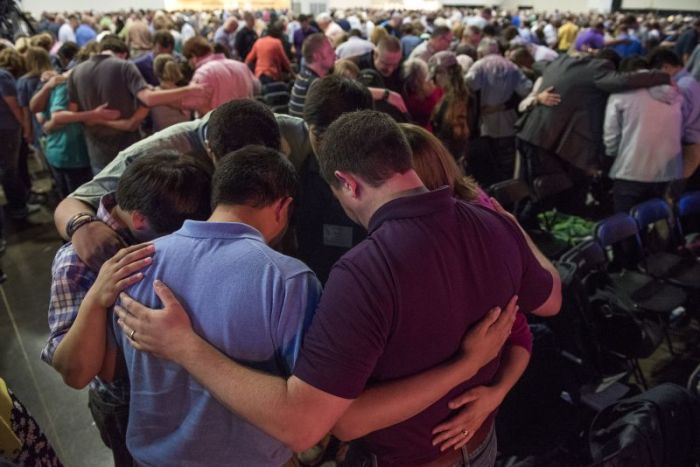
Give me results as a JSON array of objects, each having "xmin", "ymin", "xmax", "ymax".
[{"xmin": 65, "ymin": 212, "xmax": 99, "ymax": 239}]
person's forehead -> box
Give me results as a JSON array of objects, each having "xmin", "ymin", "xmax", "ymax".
[{"xmin": 378, "ymin": 49, "xmax": 401, "ymax": 62}]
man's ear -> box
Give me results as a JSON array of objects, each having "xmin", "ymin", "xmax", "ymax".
[
  {"xmin": 274, "ymin": 196, "xmax": 294, "ymax": 222},
  {"xmin": 131, "ymin": 211, "xmax": 150, "ymax": 232},
  {"xmin": 204, "ymin": 140, "xmax": 216, "ymax": 163},
  {"xmin": 334, "ymin": 171, "xmax": 360, "ymax": 198}
]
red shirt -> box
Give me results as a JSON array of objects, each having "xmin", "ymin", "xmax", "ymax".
[
  {"xmin": 245, "ymin": 36, "xmax": 291, "ymax": 81},
  {"xmin": 294, "ymin": 188, "xmax": 551, "ymax": 465},
  {"xmin": 405, "ymin": 87, "xmax": 443, "ymax": 130}
]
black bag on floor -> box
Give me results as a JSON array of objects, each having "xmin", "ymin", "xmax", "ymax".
[
  {"xmin": 589, "ymin": 383, "xmax": 700, "ymax": 467},
  {"xmin": 588, "ymin": 286, "xmax": 664, "ymax": 360}
]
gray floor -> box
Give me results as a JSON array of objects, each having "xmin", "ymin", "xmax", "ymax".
[{"xmin": 0, "ymin": 205, "xmax": 112, "ymax": 467}]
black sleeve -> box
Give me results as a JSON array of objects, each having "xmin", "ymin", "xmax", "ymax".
[{"xmin": 593, "ymin": 60, "xmax": 670, "ymax": 94}]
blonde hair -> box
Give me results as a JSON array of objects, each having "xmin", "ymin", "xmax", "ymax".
[
  {"xmin": 153, "ymin": 54, "xmax": 183, "ymax": 84},
  {"xmin": 333, "ymin": 58, "xmax": 360, "ymax": 79},
  {"xmin": 75, "ymin": 41, "xmax": 100, "ymax": 63},
  {"xmin": 30, "ymin": 33, "xmax": 53, "ymax": 52},
  {"xmin": 0, "ymin": 48, "xmax": 26, "ymax": 78},
  {"xmin": 400, "ymin": 123, "xmax": 479, "ymax": 202},
  {"xmin": 14, "ymin": 37, "xmax": 30, "ymax": 54},
  {"xmin": 23, "ymin": 46, "xmax": 52, "ymax": 77},
  {"xmin": 370, "ymin": 26, "xmax": 389, "ymax": 45}
]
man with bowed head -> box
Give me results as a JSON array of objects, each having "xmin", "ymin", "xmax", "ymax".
[{"xmin": 116, "ymin": 110, "xmax": 561, "ymax": 465}]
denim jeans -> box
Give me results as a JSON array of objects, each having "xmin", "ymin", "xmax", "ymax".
[
  {"xmin": 88, "ymin": 387, "xmax": 133, "ymax": 467},
  {"xmin": 612, "ymin": 179, "xmax": 668, "ymax": 214},
  {"xmin": 0, "ymin": 128, "xmax": 29, "ymax": 212},
  {"xmin": 344, "ymin": 426, "xmax": 497, "ymax": 467},
  {"xmin": 468, "ymin": 136, "xmax": 516, "ymax": 187},
  {"xmin": 49, "ymin": 165, "xmax": 93, "ymax": 200}
]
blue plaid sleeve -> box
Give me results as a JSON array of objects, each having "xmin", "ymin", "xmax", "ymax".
[{"xmin": 41, "ymin": 244, "xmax": 97, "ymax": 366}]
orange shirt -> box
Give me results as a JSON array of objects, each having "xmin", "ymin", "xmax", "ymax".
[{"xmin": 245, "ymin": 36, "xmax": 291, "ymax": 81}]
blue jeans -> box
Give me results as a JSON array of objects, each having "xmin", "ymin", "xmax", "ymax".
[
  {"xmin": 345, "ymin": 426, "xmax": 497, "ymax": 467},
  {"xmin": 0, "ymin": 128, "xmax": 29, "ymax": 213},
  {"xmin": 88, "ymin": 387, "xmax": 132, "ymax": 467},
  {"xmin": 612, "ymin": 179, "xmax": 668, "ymax": 214}
]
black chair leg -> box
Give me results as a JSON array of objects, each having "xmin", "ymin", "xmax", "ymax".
[
  {"xmin": 629, "ymin": 358, "xmax": 648, "ymax": 390},
  {"xmin": 664, "ymin": 328, "xmax": 678, "ymax": 356}
]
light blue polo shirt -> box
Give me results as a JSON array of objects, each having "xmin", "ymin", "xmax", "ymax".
[{"xmin": 115, "ymin": 220, "xmax": 321, "ymax": 467}]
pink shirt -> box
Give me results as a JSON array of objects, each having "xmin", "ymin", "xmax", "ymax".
[
  {"xmin": 475, "ymin": 187, "xmax": 496, "ymax": 209},
  {"xmin": 184, "ymin": 53, "xmax": 259, "ymax": 112}
]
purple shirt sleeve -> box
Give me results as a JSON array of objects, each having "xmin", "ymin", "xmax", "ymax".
[
  {"xmin": 506, "ymin": 311, "xmax": 532, "ymax": 353},
  {"xmin": 293, "ymin": 258, "xmax": 393, "ymax": 400},
  {"xmin": 499, "ymin": 216, "xmax": 554, "ymax": 313}
]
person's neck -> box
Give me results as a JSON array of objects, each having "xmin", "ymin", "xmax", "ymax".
[
  {"xmin": 193, "ymin": 53, "xmax": 214, "ymax": 68},
  {"xmin": 357, "ymin": 170, "xmax": 428, "ymax": 228},
  {"xmin": 306, "ymin": 61, "xmax": 328, "ymax": 77},
  {"xmin": 208, "ymin": 205, "xmax": 273, "ymax": 243},
  {"xmin": 112, "ymin": 205, "xmax": 136, "ymax": 238}
]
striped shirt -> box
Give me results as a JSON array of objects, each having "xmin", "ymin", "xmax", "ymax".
[{"xmin": 289, "ymin": 65, "xmax": 319, "ymax": 118}]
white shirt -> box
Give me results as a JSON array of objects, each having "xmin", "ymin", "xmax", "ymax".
[
  {"xmin": 335, "ymin": 36, "xmax": 374, "ymax": 59},
  {"xmin": 543, "ymin": 23, "xmax": 558, "ymax": 48},
  {"xmin": 58, "ymin": 23, "xmax": 76, "ymax": 43},
  {"xmin": 181, "ymin": 23, "xmax": 196, "ymax": 44},
  {"xmin": 324, "ymin": 22, "xmax": 344, "ymax": 44}
]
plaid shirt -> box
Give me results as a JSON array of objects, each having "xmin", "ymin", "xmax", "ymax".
[{"xmin": 42, "ymin": 194, "xmax": 134, "ymax": 399}]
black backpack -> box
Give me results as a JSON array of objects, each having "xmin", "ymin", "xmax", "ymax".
[
  {"xmin": 588, "ymin": 285, "xmax": 664, "ymax": 360},
  {"xmin": 589, "ymin": 383, "xmax": 700, "ymax": 467}
]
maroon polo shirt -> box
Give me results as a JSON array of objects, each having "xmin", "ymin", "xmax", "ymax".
[{"xmin": 293, "ymin": 187, "xmax": 552, "ymax": 465}]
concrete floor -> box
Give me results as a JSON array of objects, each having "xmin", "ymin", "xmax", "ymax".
[{"xmin": 0, "ymin": 203, "xmax": 112, "ymax": 467}]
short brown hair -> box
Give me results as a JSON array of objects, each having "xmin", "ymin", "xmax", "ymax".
[
  {"xmin": 183, "ymin": 36, "xmax": 213, "ymax": 59},
  {"xmin": 376, "ymin": 35, "xmax": 401, "ymax": 53},
  {"xmin": 318, "ymin": 110, "xmax": 413, "ymax": 188},
  {"xmin": 302, "ymin": 33, "xmax": 328, "ymax": 64}
]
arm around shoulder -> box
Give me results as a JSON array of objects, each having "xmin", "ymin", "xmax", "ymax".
[{"xmin": 594, "ymin": 68, "xmax": 670, "ymax": 94}]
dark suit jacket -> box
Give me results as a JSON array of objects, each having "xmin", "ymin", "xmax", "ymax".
[{"xmin": 517, "ymin": 55, "xmax": 670, "ymax": 173}]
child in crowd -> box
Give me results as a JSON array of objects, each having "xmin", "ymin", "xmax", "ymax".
[
  {"xmin": 41, "ymin": 152, "xmax": 212, "ymax": 466},
  {"xmin": 151, "ymin": 54, "xmax": 192, "ymax": 131}
]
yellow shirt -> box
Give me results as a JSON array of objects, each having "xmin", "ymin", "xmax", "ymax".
[
  {"xmin": 558, "ymin": 22, "xmax": 580, "ymax": 51},
  {"xmin": 0, "ymin": 379, "xmax": 21, "ymax": 461}
]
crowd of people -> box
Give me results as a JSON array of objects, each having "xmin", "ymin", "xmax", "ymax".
[{"xmin": 0, "ymin": 4, "xmax": 699, "ymax": 467}]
